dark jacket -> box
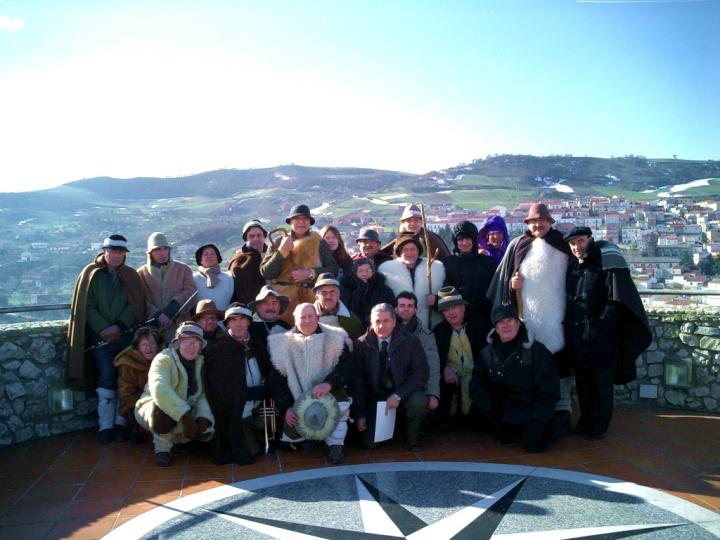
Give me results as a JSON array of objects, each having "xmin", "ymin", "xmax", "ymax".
[
  {"xmin": 340, "ymin": 272, "xmax": 396, "ymax": 327},
  {"xmin": 249, "ymin": 319, "xmax": 292, "ymax": 345},
  {"xmin": 228, "ymin": 245, "xmax": 267, "ymax": 305},
  {"xmin": 353, "ymin": 327, "xmax": 429, "ymax": 420},
  {"xmin": 433, "ymin": 318, "xmax": 487, "ymax": 372},
  {"xmin": 565, "ymin": 240, "xmax": 651, "ymax": 383},
  {"xmin": 443, "ymin": 252, "xmax": 497, "ymax": 328},
  {"xmin": 470, "ymin": 326, "xmax": 559, "ymax": 428},
  {"xmin": 204, "ymin": 333, "xmax": 271, "ymax": 464}
]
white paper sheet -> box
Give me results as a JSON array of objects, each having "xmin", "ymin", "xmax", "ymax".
[{"xmin": 373, "ymin": 401, "xmax": 396, "ymax": 443}]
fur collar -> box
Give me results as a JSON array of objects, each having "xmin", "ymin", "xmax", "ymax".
[{"xmin": 267, "ymin": 323, "xmax": 347, "ymax": 398}]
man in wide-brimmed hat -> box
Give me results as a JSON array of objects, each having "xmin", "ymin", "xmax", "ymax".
[
  {"xmin": 313, "ymin": 272, "xmax": 364, "ymax": 340},
  {"xmin": 487, "ymin": 202, "xmax": 573, "ymax": 429},
  {"xmin": 563, "ymin": 227, "xmax": 651, "ymax": 440},
  {"xmin": 67, "ymin": 234, "xmax": 146, "ymax": 444},
  {"xmin": 138, "ymin": 232, "xmax": 197, "ymax": 344},
  {"xmin": 267, "ymin": 303, "xmax": 352, "ymax": 464},
  {"xmin": 134, "ymin": 322, "xmax": 214, "ymax": 467},
  {"xmin": 381, "ymin": 203, "xmax": 450, "ymax": 261},
  {"xmin": 248, "ymin": 285, "xmax": 292, "ymax": 344},
  {"xmin": 433, "ymin": 286, "xmax": 486, "ymax": 426},
  {"xmin": 193, "ymin": 298, "xmax": 225, "ymax": 345},
  {"xmin": 470, "ymin": 304, "xmax": 561, "ymax": 453},
  {"xmin": 353, "ymin": 227, "xmax": 392, "ymax": 267},
  {"xmin": 261, "ymin": 204, "xmax": 338, "ymax": 325},
  {"xmin": 378, "ymin": 233, "xmax": 446, "ymax": 328},
  {"xmin": 228, "ymin": 219, "xmax": 269, "ymax": 305}
]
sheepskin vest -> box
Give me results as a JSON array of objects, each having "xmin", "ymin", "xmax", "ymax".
[
  {"xmin": 518, "ymin": 238, "xmax": 568, "ymax": 354},
  {"xmin": 272, "ymin": 231, "xmax": 322, "ymax": 324},
  {"xmin": 267, "ymin": 323, "xmax": 347, "ymax": 399},
  {"xmin": 378, "ymin": 257, "xmax": 446, "ymax": 327}
]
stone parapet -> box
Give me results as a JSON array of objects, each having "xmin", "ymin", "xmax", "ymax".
[
  {"xmin": 1, "ymin": 306, "xmax": 719, "ymax": 446},
  {"xmin": 0, "ymin": 320, "xmax": 96, "ymax": 446}
]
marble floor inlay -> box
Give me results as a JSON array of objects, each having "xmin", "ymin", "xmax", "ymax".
[{"xmin": 104, "ymin": 462, "xmax": 720, "ymax": 539}]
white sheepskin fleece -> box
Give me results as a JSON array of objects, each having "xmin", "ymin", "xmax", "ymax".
[{"xmin": 518, "ymin": 238, "xmax": 568, "ymax": 353}]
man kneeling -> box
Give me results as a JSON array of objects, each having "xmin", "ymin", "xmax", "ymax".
[
  {"xmin": 134, "ymin": 322, "xmax": 214, "ymax": 467},
  {"xmin": 354, "ymin": 303, "xmax": 429, "ymax": 450},
  {"xmin": 267, "ymin": 303, "xmax": 352, "ymax": 464},
  {"xmin": 469, "ymin": 305, "xmax": 560, "ymax": 453}
]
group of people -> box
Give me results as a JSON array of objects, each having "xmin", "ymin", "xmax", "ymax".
[{"xmin": 67, "ymin": 201, "xmax": 651, "ymax": 467}]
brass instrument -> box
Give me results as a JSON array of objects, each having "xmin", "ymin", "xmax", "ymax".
[{"xmin": 260, "ymin": 398, "xmax": 278, "ymax": 454}]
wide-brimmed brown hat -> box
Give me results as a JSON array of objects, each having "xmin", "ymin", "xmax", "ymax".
[
  {"xmin": 394, "ymin": 234, "xmax": 423, "ymax": 257},
  {"xmin": 193, "ymin": 299, "xmax": 224, "ymax": 320},
  {"xmin": 524, "ymin": 203, "xmax": 555, "ymax": 224}
]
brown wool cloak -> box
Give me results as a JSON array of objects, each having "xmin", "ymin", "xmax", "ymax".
[{"xmin": 66, "ymin": 253, "xmax": 146, "ymax": 390}]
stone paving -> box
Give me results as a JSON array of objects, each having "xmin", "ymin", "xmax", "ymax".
[{"xmin": 0, "ymin": 405, "xmax": 718, "ymax": 539}]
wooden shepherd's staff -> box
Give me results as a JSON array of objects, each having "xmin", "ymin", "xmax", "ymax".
[{"xmin": 420, "ymin": 204, "xmax": 439, "ymax": 329}]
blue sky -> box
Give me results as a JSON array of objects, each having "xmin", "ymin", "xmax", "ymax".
[{"xmin": 0, "ymin": 0, "xmax": 718, "ymax": 192}]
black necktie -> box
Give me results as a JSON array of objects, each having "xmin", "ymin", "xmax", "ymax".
[{"xmin": 379, "ymin": 340, "xmax": 391, "ymax": 390}]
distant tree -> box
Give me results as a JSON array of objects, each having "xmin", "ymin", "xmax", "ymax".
[
  {"xmin": 698, "ymin": 255, "xmax": 715, "ymax": 276},
  {"xmin": 714, "ymin": 257, "xmax": 720, "ymax": 276},
  {"xmin": 438, "ymin": 224, "xmax": 454, "ymax": 249},
  {"xmin": 679, "ymin": 252, "xmax": 694, "ymax": 271}
]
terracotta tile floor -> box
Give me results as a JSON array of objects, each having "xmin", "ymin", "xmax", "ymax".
[{"xmin": 0, "ymin": 404, "xmax": 718, "ymax": 540}]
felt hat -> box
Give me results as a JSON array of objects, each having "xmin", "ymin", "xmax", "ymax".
[
  {"xmin": 193, "ymin": 299, "xmax": 224, "ymax": 320},
  {"xmin": 285, "ymin": 204, "xmax": 315, "ymax": 225},
  {"xmin": 394, "ymin": 234, "xmax": 423, "ymax": 257},
  {"xmin": 290, "ymin": 391, "xmax": 341, "ymax": 441},
  {"xmin": 313, "ymin": 272, "xmax": 341, "ymax": 292},
  {"xmin": 248, "ymin": 285, "xmax": 290, "ymax": 314},
  {"xmin": 356, "ymin": 228, "xmax": 381, "ymax": 244},
  {"xmin": 437, "ymin": 286, "xmax": 469, "ymax": 312},
  {"xmin": 564, "ymin": 226, "xmax": 593, "ymax": 242},
  {"xmin": 524, "ymin": 203, "xmax": 555, "ymax": 224}
]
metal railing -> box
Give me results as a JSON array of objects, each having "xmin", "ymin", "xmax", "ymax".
[{"xmin": 1, "ymin": 290, "xmax": 720, "ymax": 317}]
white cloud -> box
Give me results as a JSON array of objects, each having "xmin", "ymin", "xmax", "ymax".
[{"xmin": 0, "ymin": 14, "xmax": 24, "ymax": 31}]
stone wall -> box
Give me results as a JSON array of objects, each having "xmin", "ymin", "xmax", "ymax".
[
  {"xmin": 1, "ymin": 307, "xmax": 719, "ymax": 446},
  {"xmin": 615, "ymin": 305, "xmax": 720, "ymax": 412},
  {"xmin": 0, "ymin": 321, "xmax": 96, "ymax": 446}
]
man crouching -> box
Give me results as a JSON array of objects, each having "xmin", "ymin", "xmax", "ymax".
[
  {"xmin": 470, "ymin": 305, "xmax": 560, "ymax": 453},
  {"xmin": 268, "ymin": 303, "xmax": 352, "ymax": 464},
  {"xmin": 134, "ymin": 322, "xmax": 214, "ymax": 467}
]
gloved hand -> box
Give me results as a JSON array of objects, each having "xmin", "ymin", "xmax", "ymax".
[
  {"xmin": 181, "ymin": 411, "xmax": 198, "ymax": 440},
  {"xmin": 521, "ymin": 421, "xmax": 545, "ymax": 453},
  {"xmin": 196, "ymin": 417, "xmax": 211, "ymax": 441}
]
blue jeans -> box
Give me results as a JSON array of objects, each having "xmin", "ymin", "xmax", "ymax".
[{"xmin": 93, "ymin": 334, "xmax": 131, "ymax": 390}]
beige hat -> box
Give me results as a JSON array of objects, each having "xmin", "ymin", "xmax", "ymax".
[
  {"xmin": 524, "ymin": 203, "xmax": 555, "ymax": 224},
  {"xmin": 400, "ymin": 204, "xmax": 423, "ymax": 222},
  {"xmin": 147, "ymin": 232, "xmax": 170, "ymax": 253},
  {"xmin": 313, "ymin": 272, "xmax": 341, "ymax": 292},
  {"xmin": 172, "ymin": 321, "xmax": 207, "ymax": 349}
]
